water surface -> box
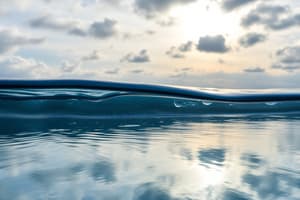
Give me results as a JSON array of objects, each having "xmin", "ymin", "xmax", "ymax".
[{"xmin": 0, "ymin": 81, "xmax": 299, "ymax": 200}]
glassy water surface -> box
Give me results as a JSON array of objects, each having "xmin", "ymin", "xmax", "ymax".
[
  {"xmin": 0, "ymin": 116, "xmax": 299, "ymax": 200},
  {"xmin": 0, "ymin": 85, "xmax": 299, "ymax": 200}
]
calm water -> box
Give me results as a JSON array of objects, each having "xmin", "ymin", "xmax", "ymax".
[
  {"xmin": 0, "ymin": 82, "xmax": 299, "ymax": 200},
  {"xmin": 0, "ymin": 115, "xmax": 299, "ymax": 200}
]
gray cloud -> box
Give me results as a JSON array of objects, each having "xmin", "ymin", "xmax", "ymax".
[
  {"xmin": 178, "ymin": 41, "xmax": 193, "ymax": 52},
  {"xmin": 89, "ymin": 18, "xmax": 117, "ymax": 39},
  {"xmin": 166, "ymin": 47, "xmax": 184, "ymax": 59},
  {"xmin": 134, "ymin": 0, "xmax": 197, "ymax": 18},
  {"xmin": 0, "ymin": 29, "xmax": 44, "ymax": 53},
  {"xmin": 61, "ymin": 60, "xmax": 80, "ymax": 73},
  {"xmin": 244, "ymin": 67, "xmax": 265, "ymax": 73},
  {"xmin": 272, "ymin": 46, "xmax": 300, "ymax": 72},
  {"xmin": 145, "ymin": 30, "xmax": 155, "ymax": 35},
  {"xmin": 30, "ymin": 15, "xmax": 80, "ymax": 31},
  {"xmin": 239, "ymin": 32, "xmax": 267, "ymax": 48},
  {"xmin": 82, "ymin": 50, "xmax": 101, "ymax": 61},
  {"xmin": 218, "ymin": 58, "xmax": 225, "ymax": 64},
  {"xmin": 130, "ymin": 69, "xmax": 144, "ymax": 74},
  {"xmin": 241, "ymin": 4, "xmax": 300, "ymax": 30},
  {"xmin": 170, "ymin": 67, "xmax": 191, "ymax": 78},
  {"xmin": 30, "ymin": 16, "xmax": 117, "ymax": 39},
  {"xmin": 79, "ymin": 0, "xmax": 121, "ymax": 7},
  {"xmin": 122, "ymin": 49, "xmax": 150, "ymax": 63},
  {"xmin": 105, "ymin": 68, "xmax": 119, "ymax": 75},
  {"xmin": 166, "ymin": 41, "xmax": 193, "ymax": 58},
  {"xmin": 68, "ymin": 28, "xmax": 87, "ymax": 37},
  {"xmin": 221, "ymin": 0, "xmax": 257, "ymax": 11},
  {"xmin": 197, "ymin": 35, "xmax": 230, "ymax": 53}
]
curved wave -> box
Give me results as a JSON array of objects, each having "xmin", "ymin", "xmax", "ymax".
[
  {"xmin": 0, "ymin": 80, "xmax": 300, "ymax": 117},
  {"xmin": 1, "ymin": 79, "xmax": 300, "ymax": 102}
]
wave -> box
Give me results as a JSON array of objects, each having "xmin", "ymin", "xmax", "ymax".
[{"xmin": 0, "ymin": 80, "xmax": 300, "ymax": 118}]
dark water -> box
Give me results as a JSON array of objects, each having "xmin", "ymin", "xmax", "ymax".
[{"xmin": 0, "ymin": 81, "xmax": 299, "ymax": 200}]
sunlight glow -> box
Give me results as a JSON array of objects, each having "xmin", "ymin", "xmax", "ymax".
[{"xmin": 171, "ymin": 2, "xmax": 242, "ymax": 41}]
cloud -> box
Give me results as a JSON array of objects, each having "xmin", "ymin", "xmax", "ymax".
[
  {"xmin": 145, "ymin": 30, "xmax": 155, "ymax": 35},
  {"xmin": 239, "ymin": 32, "xmax": 267, "ymax": 48},
  {"xmin": 30, "ymin": 15, "xmax": 81, "ymax": 31},
  {"xmin": 178, "ymin": 41, "xmax": 193, "ymax": 52},
  {"xmin": 30, "ymin": 16, "xmax": 117, "ymax": 39},
  {"xmin": 166, "ymin": 47, "xmax": 184, "ymax": 59},
  {"xmin": 130, "ymin": 69, "xmax": 144, "ymax": 74},
  {"xmin": 218, "ymin": 58, "xmax": 225, "ymax": 64},
  {"xmin": 272, "ymin": 46, "xmax": 300, "ymax": 72},
  {"xmin": 241, "ymin": 4, "xmax": 300, "ymax": 30},
  {"xmin": 221, "ymin": 0, "xmax": 258, "ymax": 11},
  {"xmin": 134, "ymin": 0, "xmax": 197, "ymax": 18},
  {"xmin": 81, "ymin": 50, "xmax": 100, "ymax": 61},
  {"xmin": 88, "ymin": 18, "xmax": 117, "ymax": 39},
  {"xmin": 170, "ymin": 67, "xmax": 191, "ymax": 78},
  {"xmin": 156, "ymin": 17, "xmax": 176, "ymax": 27},
  {"xmin": 197, "ymin": 35, "xmax": 230, "ymax": 53},
  {"xmin": 68, "ymin": 27, "xmax": 87, "ymax": 37},
  {"xmin": 0, "ymin": 29, "xmax": 44, "ymax": 54},
  {"xmin": 121, "ymin": 49, "xmax": 150, "ymax": 63},
  {"xmin": 244, "ymin": 67, "xmax": 265, "ymax": 73},
  {"xmin": 166, "ymin": 41, "xmax": 193, "ymax": 58},
  {"xmin": 0, "ymin": 56, "xmax": 55, "ymax": 78},
  {"xmin": 61, "ymin": 60, "xmax": 81, "ymax": 72},
  {"xmin": 0, "ymin": 0, "xmax": 33, "ymax": 12},
  {"xmin": 105, "ymin": 68, "xmax": 119, "ymax": 74}
]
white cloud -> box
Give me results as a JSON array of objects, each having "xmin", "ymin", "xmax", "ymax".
[{"xmin": 0, "ymin": 56, "xmax": 57, "ymax": 78}]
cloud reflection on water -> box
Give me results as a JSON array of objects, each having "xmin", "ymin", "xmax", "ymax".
[{"xmin": 0, "ymin": 115, "xmax": 299, "ymax": 200}]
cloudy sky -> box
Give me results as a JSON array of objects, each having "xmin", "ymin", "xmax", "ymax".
[{"xmin": 0, "ymin": 0, "xmax": 300, "ymax": 88}]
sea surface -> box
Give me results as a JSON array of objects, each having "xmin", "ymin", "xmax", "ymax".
[{"xmin": 0, "ymin": 80, "xmax": 299, "ymax": 200}]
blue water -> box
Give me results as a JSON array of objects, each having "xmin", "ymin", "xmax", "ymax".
[{"xmin": 0, "ymin": 80, "xmax": 299, "ymax": 200}]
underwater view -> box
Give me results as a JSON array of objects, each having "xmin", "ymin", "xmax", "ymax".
[{"xmin": 0, "ymin": 80, "xmax": 299, "ymax": 200}]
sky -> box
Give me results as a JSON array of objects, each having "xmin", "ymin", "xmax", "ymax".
[{"xmin": 0, "ymin": 0, "xmax": 300, "ymax": 88}]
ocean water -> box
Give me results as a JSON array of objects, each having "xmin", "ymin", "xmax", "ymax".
[{"xmin": 0, "ymin": 80, "xmax": 299, "ymax": 200}]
